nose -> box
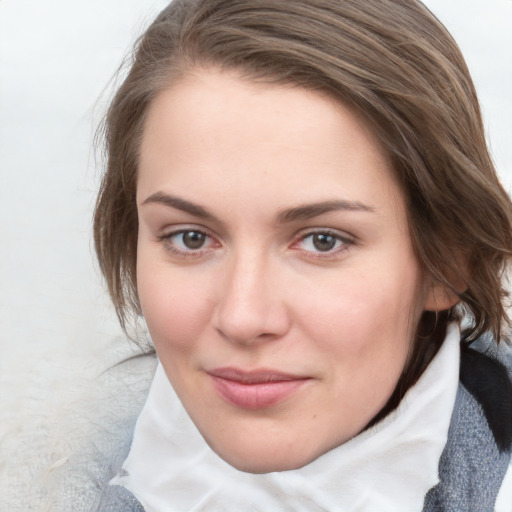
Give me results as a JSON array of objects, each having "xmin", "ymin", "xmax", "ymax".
[{"xmin": 213, "ymin": 252, "xmax": 291, "ymax": 345}]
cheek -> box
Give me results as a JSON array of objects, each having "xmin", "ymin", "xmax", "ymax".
[
  {"xmin": 296, "ymin": 256, "xmax": 421, "ymax": 360},
  {"xmin": 136, "ymin": 252, "xmax": 215, "ymax": 352}
]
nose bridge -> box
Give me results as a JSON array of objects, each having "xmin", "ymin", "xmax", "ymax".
[{"xmin": 215, "ymin": 243, "xmax": 288, "ymax": 344}]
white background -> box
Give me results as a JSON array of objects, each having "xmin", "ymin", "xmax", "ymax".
[{"xmin": 0, "ymin": 0, "xmax": 511, "ymax": 425}]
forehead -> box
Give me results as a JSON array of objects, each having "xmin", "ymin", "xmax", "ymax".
[{"xmin": 137, "ymin": 68, "xmax": 403, "ymax": 219}]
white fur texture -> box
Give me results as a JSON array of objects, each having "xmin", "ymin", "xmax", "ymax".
[{"xmin": 0, "ymin": 336, "xmax": 156, "ymax": 512}]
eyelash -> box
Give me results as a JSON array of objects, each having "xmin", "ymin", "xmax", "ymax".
[{"xmin": 158, "ymin": 227, "xmax": 355, "ymax": 260}]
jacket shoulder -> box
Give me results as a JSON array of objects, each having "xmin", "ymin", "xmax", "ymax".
[
  {"xmin": 96, "ymin": 484, "xmax": 145, "ymax": 512},
  {"xmin": 460, "ymin": 346, "xmax": 512, "ymax": 452},
  {"xmin": 423, "ymin": 339, "xmax": 512, "ymax": 511}
]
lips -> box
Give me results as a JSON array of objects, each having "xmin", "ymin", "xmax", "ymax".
[{"xmin": 208, "ymin": 367, "xmax": 310, "ymax": 409}]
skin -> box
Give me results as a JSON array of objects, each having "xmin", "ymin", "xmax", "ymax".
[{"xmin": 136, "ymin": 68, "xmax": 454, "ymax": 473}]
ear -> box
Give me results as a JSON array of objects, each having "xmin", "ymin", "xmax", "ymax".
[
  {"xmin": 423, "ymin": 281, "xmax": 461, "ymax": 311},
  {"xmin": 423, "ymin": 254, "xmax": 469, "ymax": 312}
]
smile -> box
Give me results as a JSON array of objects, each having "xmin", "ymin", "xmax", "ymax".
[{"xmin": 207, "ymin": 368, "xmax": 311, "ymax": 410}]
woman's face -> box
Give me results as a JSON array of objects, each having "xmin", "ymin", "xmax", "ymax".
[{"xmin": 136, "ymin": 68, "xmax": 438, "ymax": 473}]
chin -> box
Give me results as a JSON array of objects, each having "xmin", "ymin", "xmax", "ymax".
[
  {"xmin": 223, "ymin": 454, "xmax": 311, "ymax": 474},
  {"xmin": 209, "ymin": 439, "xmax": 321, "ymax": 474}
]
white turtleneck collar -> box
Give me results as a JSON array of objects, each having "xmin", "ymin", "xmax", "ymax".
[{"xmin": 111, "ymin": 323, "xmax": 460, "ymax": 512}]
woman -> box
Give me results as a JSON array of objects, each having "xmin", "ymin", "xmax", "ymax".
[{"xmin": 93, "ymin": 0, "xmax": 512, "ymax": 510}]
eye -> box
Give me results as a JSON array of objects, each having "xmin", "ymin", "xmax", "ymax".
[
  {"xmin": 160, "ymin": 228, "xmax": 218, "ymax": 257},
  {"xmin": 303, "ymin": 233, "xmax": 340, "ymax": 252},
  {"xmin": 179, "ymin": 230, "xmax": 207, "ymax": 249},
  {"xmin": 293, "ymin": 230, "xmax": 353, "ymax": 257}
]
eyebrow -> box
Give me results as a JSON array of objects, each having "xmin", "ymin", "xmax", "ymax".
[
  {"xmin": 142, "ymin": 191, "xmax": 217, "ymax": 220},
  {"xmin": 141, "ymin": 191, "xmax": 374, "ymax": 224},
  {"xmin": 277, "ymin": 200, "xmax": 374, "ymax": 223}
]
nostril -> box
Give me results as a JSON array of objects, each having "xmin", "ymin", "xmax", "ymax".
[{"xmin": 214, "ymin": 305, "xmax": 290, "ymax": 346}]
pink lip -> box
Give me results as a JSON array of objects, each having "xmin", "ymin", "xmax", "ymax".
[{"xmin": 208, "ymin": 367, "xmax": 310, "ymax": 410}]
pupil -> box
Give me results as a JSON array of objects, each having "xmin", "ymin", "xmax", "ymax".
[
  {"xmin": 313, "ymin": 233, "xmax": 336, "ymax": 251},
  {"xmin": 183, "ymin": 231, "xmax": 205, "ymax": 249}
]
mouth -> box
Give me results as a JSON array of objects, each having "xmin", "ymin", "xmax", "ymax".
[{"xmin": 207, "ymin": 367, "xmax": 311, "ymax": 410}]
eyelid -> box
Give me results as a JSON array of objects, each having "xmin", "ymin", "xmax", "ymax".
[
  {"xmin": 160, "ymin": 224, "xmax": 210, "ymax": 238},
  {"xmin": 295, "ymin": 226, "xmax": 355, "ymax": 242}
]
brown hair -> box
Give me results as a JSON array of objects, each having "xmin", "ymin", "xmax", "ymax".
[{"xmin": 94, "ymin": 0, "xmax": 512, "ymax": 400}]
